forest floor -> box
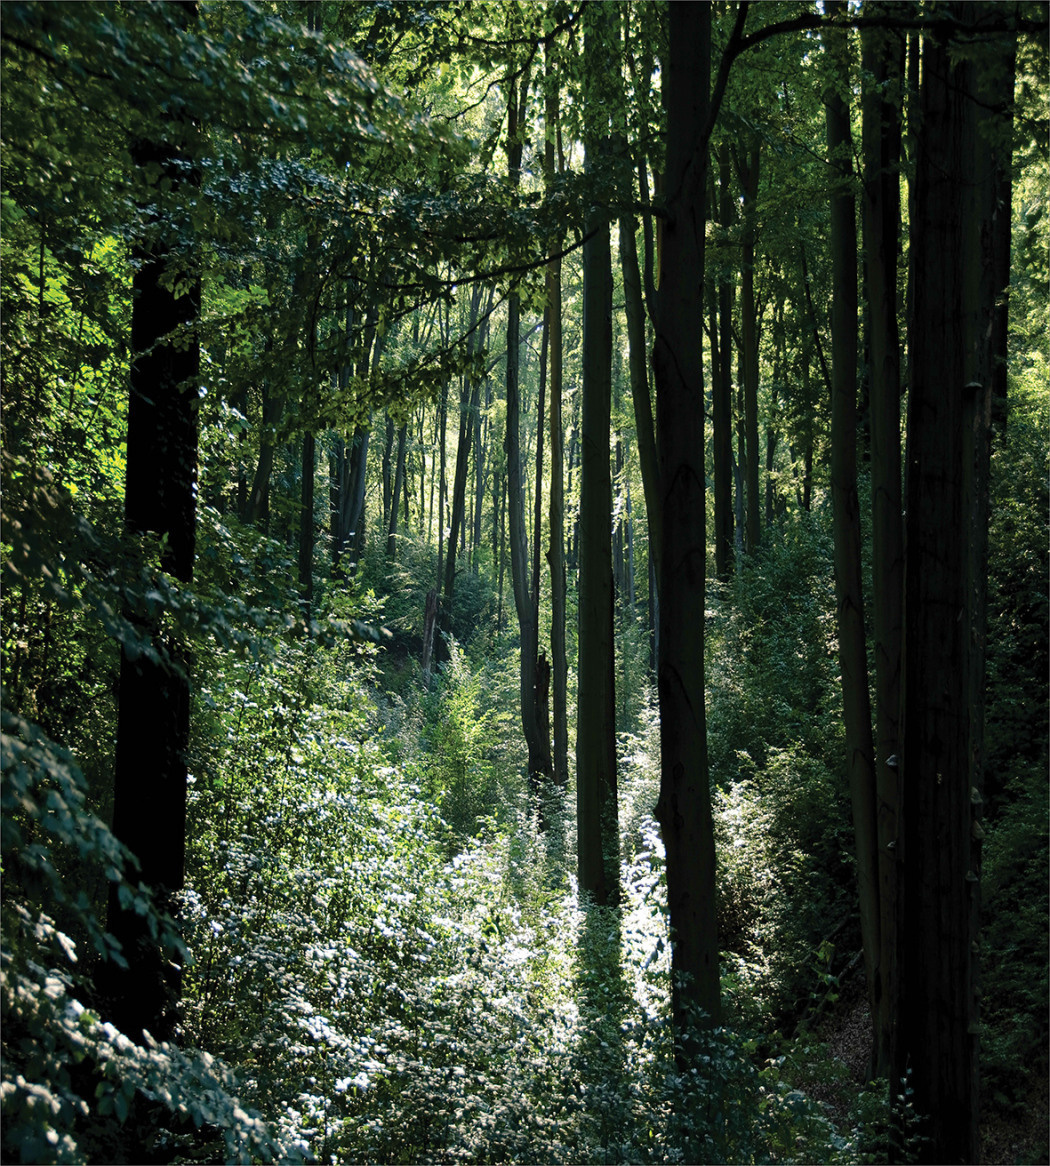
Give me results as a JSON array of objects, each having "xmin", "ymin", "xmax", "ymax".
[
  {"xmin": 981, "ymin": 1079, "xmax": 1050, "ymax": 1166},
  {"xmin": 807, "ymin": 965, "xmax": 1049, "ymax": 1165}
]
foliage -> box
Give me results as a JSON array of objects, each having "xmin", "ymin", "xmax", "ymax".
[
  {"xmin": 715, "ymin": 745, "xmax": 856, "ymax": 1030},
  {"xmin": 0, "ymin": 709, "xmax": 291, "ymax": 1165},
  {"xmin": 2, "ymin": 2, "xmax": 1046, "ymax": 1161},
  {"xmin": 415, "ymin": 639, "xmax": 518, "ymax": 840},
  {"xmin": 980, "ymin": 761, "xmax": 1049, "ymax": 1114},
  {"xmin": 706, "ymin": 511, "xmax": 841, "ymax": 780}
]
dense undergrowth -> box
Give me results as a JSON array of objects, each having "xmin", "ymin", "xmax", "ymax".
[{"xmin": 3, "ymin": 383, "xmax": 1046, "ymax": 1164}]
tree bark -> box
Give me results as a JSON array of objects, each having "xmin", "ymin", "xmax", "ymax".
[
  {"xmin": 652, "ymin": 0, "xmax": 720, "ymax": 1038},
  {"xmin": 545, "ymin": 36, "xmax": 569, "ymax": 790},
  {"xmin": 502, "ymin": 64, "xmax": 552, "ymax": 790},
  {"xmin": 298, "ymin": 431, "xmax": 315, "ymax": 616},
  {"xmin": 825, "ymin": 3, "xmax": 881, "ymax": 1081},
  {"xmin": 713, "ymin": 143, "xmax": 735, "ymax": 579},
  {"xmin": 738, "ymin": 141, "xmax": 761, "ymax": 553},
  {"xmin": 895, "ymin": 11, "xmax": 994, "ymax": 1159},
  {"xmin": 442, "ymin": 284, "xmax": 485, "ymax": 624},
  {"xmin": 107, "ymin": 23, "xmax": 199, "ymax": 1042},
  {"xmin": 619, "ymin": 215, "xmax": 660, "ymax": 587},
  {"xmin": 387, "ymin": 422, "xmax": 407, "ymax": 559},
  {"xmin": 577, "ymin": 1, "xmax": 618, "ymax": 904},
  {"xmin": 861, "ymin": 12, "xmax": 904, "ymax": 1078}
]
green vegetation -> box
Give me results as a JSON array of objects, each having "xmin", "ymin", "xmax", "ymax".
[{"xmin": 3, "ymin": 2, "xmax": 1047, "ymax": 1163}]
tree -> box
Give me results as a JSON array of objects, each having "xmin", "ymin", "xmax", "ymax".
[
  {"xmin": 104, "ymin": 1, "xmax": 200, "ymax": 1043},
  {"xmin": 652, "ymin": 0, "xmax": 722, "ymax": 1039},
  {"xmin": 712, "ymin": 143, "xmax": 736, "ymax": 580},
  {"xmin": 860, "ymin": 9, "xmax": 905, "ymax": 1079},
  {"xmin": 894, "ymin": 8, "xmax": 1001, "ymax": 1159},
  {"xmin": 824, "ymin": 2, "xmax": 881, "ymax": 1079},
  {"xmin": 737, "ymin": 137, "xmax": 762, "ymax": 553},
  {"xmin": 544, "ymin": 28, "xmax": 570, "ymax": 791},
  {"xmin": 576, "ymin": 0, "xmax": 618, "ymax": 905},
  {"xmin": 502, "ymin": 58, "xmax": 555, "ymax": 795},
  {"xmin": 442, "ymin": 284, "xmax": 486, "ymax": 623}
]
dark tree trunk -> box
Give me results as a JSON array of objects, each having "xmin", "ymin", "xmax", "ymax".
[
  {"xmin": 619, "ymin": 214, "xmax": 660, "ymax": 592},
  {"xmin": 387, "ymin": 423, "xmax": 407, "ymax": 559},
  {"xmin": 382, "ymin": 415, "xmax": 394, "ymax": 531},
  {"xmin": 503, "ymin": 65, "xmax": 552, "ymax": 790},
  {"xmin": 298, "ymin": 431, "xmax": 315, "ymax": 617},
  {"xmin": 473, "ymin": 377, "xmax": 488, "ymax": 573},
  {"xmin": 861, "ymin": 12, "xmax": 905, "ymax": 1079},
  {"xmin": 106, "ymin": 48, "xmax": 199, "ymax": 1043},
  {"xmin": 545, "ymin": 39, "xmax": 569, "ymax": 790},
  {"xmin": 442, "ymin": 285, "xmax": 485, "ymax": 626},
  {"xmin": 713, "ymin": 144, "xmax": 735, "ymax": 580},
  {"xmin": 652, "ymin": 0, "xmax": 721, "ymax": 1039},
  {"xmin": 738, "ymin": 140, "xmax": 761, "ymax": 553},
  {"xmin": 576, "ymin": 2, "xmax": 617, "ymax": 905},
  {"xmin": 894, "ymin": 11, "xmax": 999, "ymax": 1160},
  {"xmin": 244, "ymin": 378, "xmax": 277, "ymax": 527},
  {"xmin": 825, "ymin": 2, "xmax": 881, "ymax": 1083}
]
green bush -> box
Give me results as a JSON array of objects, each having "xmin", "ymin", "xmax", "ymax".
[{"xmin": 1, "ymin": 709, "xmax": 289, "ymax": 1165}]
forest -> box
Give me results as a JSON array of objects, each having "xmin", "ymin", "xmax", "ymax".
[{"xmin": 1, "ymin": 1, "xmax": 1047, "ymax": 1163}]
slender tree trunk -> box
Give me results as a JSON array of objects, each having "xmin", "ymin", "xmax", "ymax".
[
  {"xmin": 861, "ymin": 13, "xmax": 904, "ymax": 1079},
  {"xmin": 473, "ymin": 377, "xmax": 488, "ymax": 573},
  {"xmin": 382, "ymin": 415, "xmax": 394, "ymax": 531},
  {"xmin": 734, "ymin": 355, "xmax": 746, "ymax": 562},
  {"xmin": 576, "ymin": 3, "xmax": 618, "ymax": 904},
  {"xmin": 713, "ymin": 144, "xmax": 735, "ymax": 579},
  {"xmin": 443, "ymin": 285, "xmax": 485, "ymax": 623},
  {"xmin": 496, "ymin": 468, "xmax": 506, "ymax": 637},
  {"xmin": 532, "ymin": 313, "xmax": 547, "ymax": 625},
  {"xmin": 895, "ymin": 12, "xmax": 994, "ymax": 1159},
  {"xmin": 825, "ymin": 4, "xmax": 881, "ymax": 1079},
  {"xmin": 298, "ymin": 431, "xmax": 315, "ymax": 617},
  {"xmin": 436, "ymin": 379, "xmax": 448, "ymax": 587},
  {"xmin": 652, "ymin": 0, "xmax": 720, "ymax": 1038},
  {"xmin": 107, "ymin": 49, "xmax": 199, "ymax": 1043},
  {"xmin": 387, "ymin": 423, "xmax": 407, "ymax": 559},
  {"xmin": 244, "ymin": 377, "xmax": 277, "ymax": 526},
  {"xmin": 341, "ymin": 425, "xmax": 370, "ymax": 568},
  {"xmin": 619, "ymin": 214, "xmax": 661, "ymax": 589},
  {"xmin": 738, "ymin": 141, "xmax": 761, "ymax": 552},
  {"xmin": 503, "ymin": 65, "xmax": 552, "ymax": 790},
  {"xmin": 545, "ymin": 39, "xmax": 569, "ymax": 790}
]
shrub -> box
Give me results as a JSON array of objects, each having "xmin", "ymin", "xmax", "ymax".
[{"xmin": 1, "ymin": 709, "xmax": 289, "ymax": 1165}]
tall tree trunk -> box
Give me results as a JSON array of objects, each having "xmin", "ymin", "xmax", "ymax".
[
  {"xmin": 298, "ymin": 431, "xmax": 315, "ymax": 618},
  {"xmin": 620, "ymin": 212, "xmax": 661, "ymax": 668},
  {"xmin": 861, "ymin": 13, "xmax": 904, "ymax": 1079},
  {"xmin": 532, "ymin": 314, "xmax": 548, "ymax": 626},
  {"xmin": 473, "ymin": 377, "xmax": 488, "ymax": 573},
  {"xmin": 106, "ymin": 37, "xmax": 199, "ymax": 1043},
  {"xmin": 652, "ymin": 0, "xmax": 720, "ymax": 1039},
  {"xmin": 244, "ymin": 376, "xmax": 277, "ymax": 526},
  {"xmin": 713, "ymin": 144, "xmax": 735, "ymax": 579},
  {"xmin": 503, "ymin": 64, "xmax": 552, "ymax": 791},
  {"xmin": 738, "ymin": 140, "xmax": 761, "ymax": 552},
  {"xmin": 619, "ymin": 214, "xmax": 660, "ymax": 585},
  {"xmin": 382, "ymin": 415, "xmax": 394, "ymax": 531},
  {"xmin": 825, "ymin": 3, "xmax": 881, "ymax": 1081},
  {"xmin": 895, "ymin": 11, "xmax": 996, "ymax": 1159},
  {"xmin": 341, "ymin": 425, "xmax": 370, "ymax": 568},
  {"xmin": 442, "ymin": 285, "xmax": 485, "ymax": 624},
  {"xmin": 387, "ymin": 423, "xmax": 407, "ymax": 559},
  {"xmin": 576, "ymin": 3, "xmax": 618, "ymax": 904},
  {"xmin": 545, "ymin": 38, "xmax": 569, "ymax": 790}
]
